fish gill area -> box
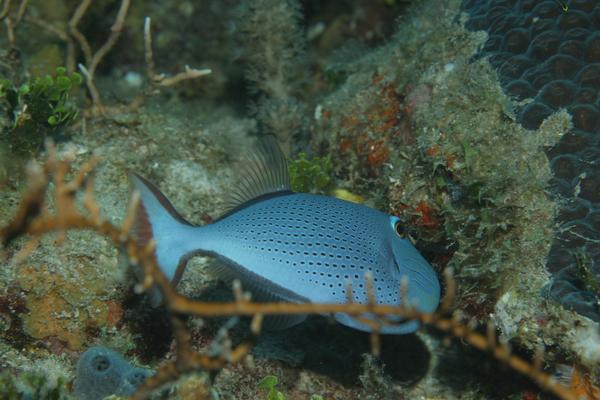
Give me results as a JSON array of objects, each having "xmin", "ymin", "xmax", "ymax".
[{"xmin": 0, "ymin": 0, "xmax": 598, "ymax": 399}]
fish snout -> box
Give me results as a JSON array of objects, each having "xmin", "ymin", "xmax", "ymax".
[{"xmin": 394, "ymin": 257, "xmax": 441, "ymax": 314}]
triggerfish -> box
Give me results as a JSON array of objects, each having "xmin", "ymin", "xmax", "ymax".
[{"xmin": 131, "ymin": 138, "xmax": 440, "ymax": 334}]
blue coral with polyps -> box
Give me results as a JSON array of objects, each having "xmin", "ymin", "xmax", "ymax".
[{"xmin": 461, "ymin": 0, "xmax": 600, "ymax": 321}]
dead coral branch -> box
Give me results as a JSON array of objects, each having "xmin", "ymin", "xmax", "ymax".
[
  {"xmin": 71, "ymin": 0, "xmax": 130, "ymax": 114},
  {"xmin": 144, "ymin": 17, "xmax": 211, "ymax": 87},
  {"xmin": 0, "ymin": 0, "xmax": 28, "ymax": 47},
  {"xmin": 11, "ymin": 0, "xmax": 212, "ymax": 118},
  {"xmin": 0, "ymin": 145, "xmax": 584, "ymax": 400}
]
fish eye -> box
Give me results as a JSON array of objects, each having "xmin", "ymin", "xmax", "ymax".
[
  {"xmin": 391, "ymin": 217, "xmax": 407, "ymax": 238},
  {"xmin": 395, "ymin": 221, "xmax": 407, "ymax": 238}
]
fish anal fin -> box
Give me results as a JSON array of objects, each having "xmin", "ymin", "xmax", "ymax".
[{"xmin": 172, "ymin": 252, "xmax": 200, "ymax": 287}]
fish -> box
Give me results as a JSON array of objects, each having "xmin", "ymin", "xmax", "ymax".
[{"xmin": 130, "ymin": 138, "xmax": 440, "ymax": 334}]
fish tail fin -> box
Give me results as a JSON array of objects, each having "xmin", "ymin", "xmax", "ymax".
[{"xmin": 129, "ymin": 173, "xmax": 197, "ymax": 285}]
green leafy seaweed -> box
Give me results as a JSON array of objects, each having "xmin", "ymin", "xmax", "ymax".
[
  {"xmin": 0, "ymin": 371, "xmax": 69, "ymax": 400},
  {"xmin": 257, "ymin": 375, "xmax": 286, "ymax": 400},
  {"xmin": 288, "ymin": 152, "xmax": 333, "ymax": 193},
  {"xmin": 0, "ymin": 67, "xmax": 82, "ymax": 154}
]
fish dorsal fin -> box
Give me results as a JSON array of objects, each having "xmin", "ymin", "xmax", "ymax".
[{"xmin": 223, "ymin": 136, "xmax": 291, "ymax": 213}]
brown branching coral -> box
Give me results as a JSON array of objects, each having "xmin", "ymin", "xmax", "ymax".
[
  {"xmin": 70, "ymin": 0, "xmax": 131, "ymax": 114},
  {"xmin": 13, "ymin": 0, "xmax": 211, "ymax": 116},
  {"xmin": 143, "ymin": 17, "xmax": 212, "ymax": 88},
  {"xmin": 0, "ymin": 0, "xmax": 27, "ymax": 47},
  {"xmin": 0, "ymin": 145, "xmax": 586, "ymax": 400},
  {"xmin": 3, "ymin": 0, "xmax": 128, "ymax": 113}
]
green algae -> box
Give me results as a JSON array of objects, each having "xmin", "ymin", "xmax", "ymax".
[
  {"xmin": 257, "ymin": 375, "xmax": 286, "ymax": 400},
  {"xmin": 0, "ymin": 371, "xmax": 69, "ymax": 400},
  {"xmin": 288, "ymin": 152, "xmax": 333, "ymax": 194},
  {"xmin": 574, "ymin": 251, "xmax": 600, "ymax": 301},
  {"xmin": 0, "ymin": 67, "xmax": 82, "ymax": 154}
]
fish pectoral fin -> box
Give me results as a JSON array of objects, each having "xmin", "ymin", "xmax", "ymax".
[
  {"xmin": 209, "ymin": 257, "xmax": 309, "ymax": 331},
  {"xmin": 210, "ymin": 256, "xmax": 308, "ymax": 302}
]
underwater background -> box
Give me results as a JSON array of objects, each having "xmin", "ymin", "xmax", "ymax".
[{"xmin": 0, "ymin": 0, "xmax": 599, "ymax": 399}]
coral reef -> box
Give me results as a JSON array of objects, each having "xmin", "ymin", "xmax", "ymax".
[
  {"xmin": 1, "ymin": 0, "xmax": 599, "ymax": 399},
  {"xmin": 461, "ymin": 0, "xmax": 600, "ymax": 322},
  {"xmin": 0, "ymin": 143, "xmax": 583, "ymax": 399},
  {"xmin": 313, "ymin": 0, "xmax": 599, "ymax": 391}
]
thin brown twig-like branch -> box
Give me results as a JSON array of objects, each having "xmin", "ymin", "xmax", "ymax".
[
  {"xmin": 14, "ymin": 0, "xmax": 25, "ymax": 24},
  {"xmin": 0, "ymin": 146, "xmax": 586, "ymax": 400},
  {"xmin": 88, "ymin": 0, "xmax": 129, "ymax": 78},
  {"xmin": 0, "ymin": 0, "xmax": 27, "ymax": 47},
  {"xmin": 69, "ymin": 0, "xmax": 130, "ymax": 114},
  {"xmin": 0, "ymin": 0, "xmax": 11, "ymax": 20},
  {"xmin": 24, "ymin": 15, "xmax": 69, "ymax": 41},
  {"xmin": 143, "ymin": 16, "xmax": 155, "ymax": 81},
  {"xmin": 143, "ymin": 16, "xmax": 211, "ymax": 87},
  {"xmin": 16, "ymin": 1, "xmax": 211, "ymax": 118},
  {"xmin": 68, "ymin": 0, "xmax": 92, "ymax": 65}
]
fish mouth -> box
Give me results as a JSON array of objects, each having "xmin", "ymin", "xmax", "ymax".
[{"xmin": 394, "ymin": 258, "xmax": 441, "ymax": 314}]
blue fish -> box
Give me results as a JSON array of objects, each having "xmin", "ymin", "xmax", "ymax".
[{"xmin": 131, "ymin": 138, "xmax": 440, "ymax": 334}]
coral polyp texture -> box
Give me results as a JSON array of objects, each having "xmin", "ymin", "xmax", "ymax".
[
  {"xmin": 461, "ymin": 0, "xmax": 600, "ymax": 321},
  {"xmin": 74, "ymin": 346, "xmax": 153, "ymax": 400}
]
